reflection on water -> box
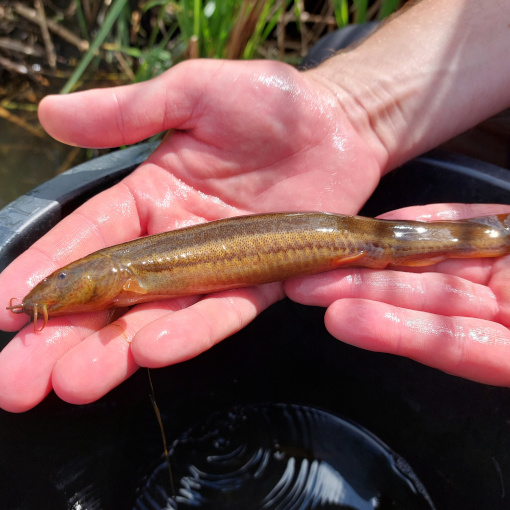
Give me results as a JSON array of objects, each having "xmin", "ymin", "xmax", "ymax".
[
  {"xmin": 0, "ymin": 116, "xmax": 86, "ymax": 208},
  {"xmin": 134, "ymin": 404, "xmax": 435, "ymax": 510}
]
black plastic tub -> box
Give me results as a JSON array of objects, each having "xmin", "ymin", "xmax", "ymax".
[{"xmin": 1, "ymin": 146, "xmax": 510, "ymax": 509}]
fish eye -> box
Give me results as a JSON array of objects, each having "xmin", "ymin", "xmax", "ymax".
[{"xmin": 57, "ymin": 271, "xmax": 67, "ymax": 280}]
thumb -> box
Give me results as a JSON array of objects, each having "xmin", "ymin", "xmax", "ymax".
[{"xmin": 37, "ymin": 60, "xmax": 208, "ymax": 148}]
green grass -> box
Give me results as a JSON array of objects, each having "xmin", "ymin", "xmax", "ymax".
[
  {"xmin": 61, "ymin": 0, "xmax": 129, "ymax": 94},
  {"xmin": 59, "ymin": 0, "xmax": 403, "ymax": 93}
]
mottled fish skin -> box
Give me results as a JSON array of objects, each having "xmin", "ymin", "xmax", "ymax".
[{"xmin": 8, "ymin": 212, "xmax": 510, "ymax": 331}]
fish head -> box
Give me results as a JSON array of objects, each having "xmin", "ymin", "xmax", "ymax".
[{"xmin": 8, "ymin": 254, "xmax": 122, "ymax": 331}]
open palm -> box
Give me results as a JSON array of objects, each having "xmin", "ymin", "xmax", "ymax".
[
  {"xmin": 0, "ymin": 59, "xmax": 382, "ymax": 412},
  {"xmin": 286, "ymin": 203, "xmax": 510, "ymax": 387}
]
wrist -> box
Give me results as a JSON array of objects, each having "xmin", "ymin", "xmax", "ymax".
[
  {"xmin": 305, "ymin": 54, "xmax": 396, "ymax": 173},
  {"xmin": 306, "ymin": 48, "xmax": 433, "ymax": 173},
  {"xmin": 306, "ymin": 0, "xmax": 510, "ymax": 172}
]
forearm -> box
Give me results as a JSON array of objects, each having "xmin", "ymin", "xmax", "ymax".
[{"xmin": 307, "ymin": 0, "xmax": 510, "ymax": 172}]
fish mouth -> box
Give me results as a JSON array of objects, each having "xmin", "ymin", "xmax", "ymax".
[{"xmin": 6, "ymin": 298, "xmax": 48, "ymax": 333}]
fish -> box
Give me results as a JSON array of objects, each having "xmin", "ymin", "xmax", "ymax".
[{"xmin": 6, "ymin": 212, "xmax": 510, "ymax": 332}]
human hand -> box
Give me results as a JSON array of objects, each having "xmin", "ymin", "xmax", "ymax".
[
  {"xmin": 0, "ymin": 59, "xmax": 384, "ymax": 412},
  {"xmin": 285, "ymin": 203, "xmax": 510, "ymax": 386}
]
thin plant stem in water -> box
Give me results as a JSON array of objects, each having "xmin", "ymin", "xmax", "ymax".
[{"xmin": 147, "ymin": 368, "xmax": 176, "ymax": 501}]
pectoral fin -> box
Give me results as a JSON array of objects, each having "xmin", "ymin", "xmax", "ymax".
[{"xmin": 122, "ymin": 277, "xmax": 148, "ymax": 294}]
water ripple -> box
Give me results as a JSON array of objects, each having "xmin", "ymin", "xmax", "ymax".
[{"xmin": 134, "ymin": 403, "xmax": 435, "ymax": 510}]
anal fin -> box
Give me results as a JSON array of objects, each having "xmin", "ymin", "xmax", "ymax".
[{"xmin": 391, "ymin": 255, "xmax": 447, "ymax": 267}]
